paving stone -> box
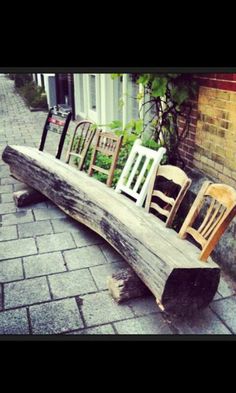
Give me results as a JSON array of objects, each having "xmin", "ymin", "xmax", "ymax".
[
  {"xmin": 1, "ymin": 177, "xmax": 22, "ymax": 185},
  {"xmin": 0, "ymin": 308, "xmax": 29, "ymax": 334},
  {"xmin": 1, "ymin": 193, "xmax": 13, "ymax": 203},
  {"xmin": 127, "ymin": 296, "xmax": 160, "ymax": 317},
  {"xmin": 217, "ymin": 275, "xmax": 235, "ymax": 298},
  {"xmin": 51, "ymin": 217, "xmax": 82, "ymax": 233},
  {"xmin": 210, "ymin": 296, "xmax": 236, "ymax": 333},
  {"xmin": 213, "ymin": 292, "xmax": 222, "ymax": 300},
  {"xmin": 36, "ymin": 232, "xmax": 76, "ymax": 253},
  {"xmin": 171, "ymin": 307, "xmax": 231, "ymax": 334},
  {"xmin": 12, "ymin": 183, "xmax": 27, "ymax": 192},
  {"xmin": 67, "ymin": 324, "xmax": 115, "ymax": 335},
  {"xmin": 0, "ymin": 258, "xmax": 23, "ymax": 282},
  {"xmin": 0, "ymin": 238, "xmax": 37, "ymax": 260},
  {"xmin": 18, "ymin": 220, "xmax": 53, "ymax": 238},
  {"xmin": 100, "ymin": 243, "xmax": 125, "ymax": 263},
  {"xmin": 0, "ymin": 185, "xmax": 12, "ymax": 194},
  {"xmin": 64, "ymin": 245, "xmax": 107, "ymax": 270},
  {"xmin": 0, "ymin": 225, "xmax": 17, "ymax": 241},
  {"xmin": 0, "ymin": 284, "xmax": 2, "ymax": 311},
  {"xmin": 13, "ymin": 183, "xmax": 28, "ymax": 192},
  {"xmin": 33, "ymin": 207, "xmax": 66, "ymax": 221},
  {"xmin": 2, "ymin": 210, "xmax": 34, "ymax": 225},
  {"xmin": 80, "ymin": 292, "xmax": 134, "ymax": 326},
  {"xmin": 0, "ymin": 166, "xmax": 10, "ymax": 177},
  {"xmin": 4, "ymin": 276, "xmax": 51, "ymax": 309},
  {"xmin": 0, "ymin": 202, "xmax": 16, "ymax": 214},
  {"xmin": 114, "ymin": 314, "xmax": 173, "ymax": 334},
  {"xmin": 72, "ymin": 229, "xmax": 104, "ymax": 247},
  {"xmin": 49, "ymin": 269, "xmax": 97, "ymax": 299},
  {"xmin": 90, "ymin": 261, "xmax": 127, "ymax": 290},
  {"xmin": 29, "ymin": 298, "xmax": 84, "ymax": 334},
  {"xmin": 17, "ymin": 202, "xmax": 48, "ymax": 212},
  {"xmin": 23, "ymin": 252, "xmax": 66, "ymax": 278}
]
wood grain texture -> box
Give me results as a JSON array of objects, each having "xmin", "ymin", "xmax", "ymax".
[
  {"xmin": 2, "ymin": 145, "xmax": 220, "ymax": 315},
  {"xmin": 179, "ymin": 181, "xmax": 236, "ymax": 261},
  {"xmin": 13, "ymin": 187, "xmax": 47, "ymax": 207},
  {"xmin": 107, "ymin": 267, "xmax": 151, "ymax": 303}
]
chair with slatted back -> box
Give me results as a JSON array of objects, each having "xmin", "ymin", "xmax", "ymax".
[
  {"xmin": 88, "ymin": 130, "xmax": 123, "ymax": 187},
  {"xmin": 145, "ymin": 164, "xmax": 192, "ymax": 227},
  {"xmin": 115, "ymin": 139, "xmax": 166, "ymax": 207},
  {"xmin": 179, "ymin": 181, "xmax": 236, "ymax": 261},
  {"xmin": 65, "ymin": 120, "xmax": 97, "ymax": 170},
  {"xmin": 39, "ymin": 107, "xmax": 72, "ymax": 159}
]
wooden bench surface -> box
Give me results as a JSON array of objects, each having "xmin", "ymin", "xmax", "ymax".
[{"xmin": 2, "ymin": 145, "xmax": 220, "ymax": 315}]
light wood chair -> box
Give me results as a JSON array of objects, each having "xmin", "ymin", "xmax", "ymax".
[
  {"xmin": 145, "ymin": 164, "xmax": 192, "ymax": 227},
  {"xmin": 179, "ymin": 181, "xmax": 236, "ymax": 261},
  {"xmin": 115, "ymin": 139, "xmax": 166, "ymax": 207},
  {"xmin": 88, "ymin": 130, "xmax": 123, "ymax": 187},
  {"xmin": 65, "ymin": 120, "xmax": 96, "ymax": 170}
]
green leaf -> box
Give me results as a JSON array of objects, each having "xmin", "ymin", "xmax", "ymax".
[
  {"xmin": 137, "ymin": 92, "xmax": 144, "ymax": 100},
  {"xmin": 151, "ymin": 77, "xmax": 168, "ymax": 98},
  {"xmin": 171, "ymin": 86, "xmax": 189, "ymax": 105},
  {"xmin": 137, "ymin": 74, "xmax": 150, "ymax": 85},
  {"xmin": 135, "ymin": 119, "xmax": 143, "ymax": 134},
  {"xmin": 108, "ymin": 120, "xmax": 122, "ymax": 130},
  {"xmin": 111, "ymin": 74, "xmax": 122, "ymax": 80},
  {"xmin": 118, "ymin": 98, "xmax": 124, "ymax": 108}
]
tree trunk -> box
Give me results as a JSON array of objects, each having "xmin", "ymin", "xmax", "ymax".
[
  {"xmin": 2, "ymin": 145, "xmax": 221, "ymax": 315},
  {"xmin": 107, "ymin": 267, "xmax": 151, "ymax": 303},
  {"xmin": 13, "ymin": 187, "xmax": 47, "ymax": 207}
]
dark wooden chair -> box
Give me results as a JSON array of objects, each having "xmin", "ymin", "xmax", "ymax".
[
  {"xmin": 39, "ymin": 106, "xmax": 72, "ymax": 159},
  {"xmin": 145, "ymin": 164, "xmax": 192, "ymax": 227},
  {"xmin": 88, "ymin": 130, "xmax": 123, "ymax": 187},
  {"xmin": 179, "ymin": 181, "xmax": 236, "ymax": 261},
  {"xmin": 65, "ymin": 120, "xmax": 96, "ymax": 170}
]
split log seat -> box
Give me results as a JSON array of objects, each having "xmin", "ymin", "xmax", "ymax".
[{"xmin": 2, "ymin": 145, "xmax": 220, "ymax": 315}]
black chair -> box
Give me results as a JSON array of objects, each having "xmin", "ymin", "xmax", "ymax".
[{"xmin": 39, "ymin": 106, "xmax": 72, "ymax": 159}]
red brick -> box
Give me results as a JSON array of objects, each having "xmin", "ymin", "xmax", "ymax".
[{"xmin": 214, "ymin": 74, "xmax": 236, "ymax": 81}]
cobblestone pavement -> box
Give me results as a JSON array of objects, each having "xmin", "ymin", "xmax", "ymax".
[{"xmin": 1, "ymin": 74, "xmax": 236, "ymax": 337}]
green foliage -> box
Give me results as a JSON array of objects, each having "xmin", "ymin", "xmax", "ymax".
[
  {"xmin": 14, "ymin": 74, "xmax": 33, "ymax": 88},
  {"xmin": 112, "ymin": 73, "xmax": 199, "ymax": 167},
  {"xmin": 16, "ymin": 80, "xmax": 47, "ymax": 109}
]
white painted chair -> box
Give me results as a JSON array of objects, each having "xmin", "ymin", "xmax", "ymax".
[{"xmin": 115, "ymin": 139, "xmax": 166, "ymax": 207}]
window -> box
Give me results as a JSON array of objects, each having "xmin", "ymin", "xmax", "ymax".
[
  {"xmin": 79, "ymin": 74, "xmax": 84, "ymax": 113},
  {"xmin": 89, "ymin": 75, "xmax": 96, "ymax": 111}
]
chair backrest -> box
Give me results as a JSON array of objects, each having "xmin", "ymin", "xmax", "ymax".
[
  {"xmin": 179, "ymin": 181, "xmax": 236, "ymax": 261},
  {"xmin": 88, "ymin": 130, "xmax": 123, "ymax": 187},
  {"xmin": 65, "ymin": 120, "xmax": 96, "ymax": 170},
  {"xmin": 145, "ymin": 164, "xmax": 192, "ymax": 227},
  {"xmin": 115, "ymin": 139, "xmax": 166, "ymax": 207},
  {"xmin": 39, "ymin": 106, "xmax": 72, "ymax": 159}
]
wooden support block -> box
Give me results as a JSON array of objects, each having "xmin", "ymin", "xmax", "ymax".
[
  {"xmin": 13, "ymin": 187, "xmax": 47, "ymax": 207},
  {"xmin": 2, "ymin": 145, "xmax": 221, "ymax": 316},
  {"xmin": 107, "ymin": 267, "xmax": 151, "ymax": 303}
]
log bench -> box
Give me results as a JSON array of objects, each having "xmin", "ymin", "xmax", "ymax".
[{"xmin": 2, "ymin": 145, "xmax": 220, "ymax": 315}]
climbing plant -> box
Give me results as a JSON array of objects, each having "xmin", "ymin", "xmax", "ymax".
[{"xmin": 111, "ymin": 73, "xmax": 198, "ymax": 168}]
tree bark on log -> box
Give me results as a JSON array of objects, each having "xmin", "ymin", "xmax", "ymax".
[
  {"xmin": 107, "ymin": 267, "xmax": 151, "ymax": 303},
  {"xmin": 2, "ymin": 145, "xmax": 221, "ymax": 315},
  {"xmin": 13, "ymin": 187, "xmax": 47, "ymax": 207}
]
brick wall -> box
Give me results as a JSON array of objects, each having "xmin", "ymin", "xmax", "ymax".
[
  {"xmin": 178, "ymin": 98, "xmax": 198, "ymax": 169},
  {"xmin": 178, "ymin": 74, "xmax": 236, "ymax": 189}
]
